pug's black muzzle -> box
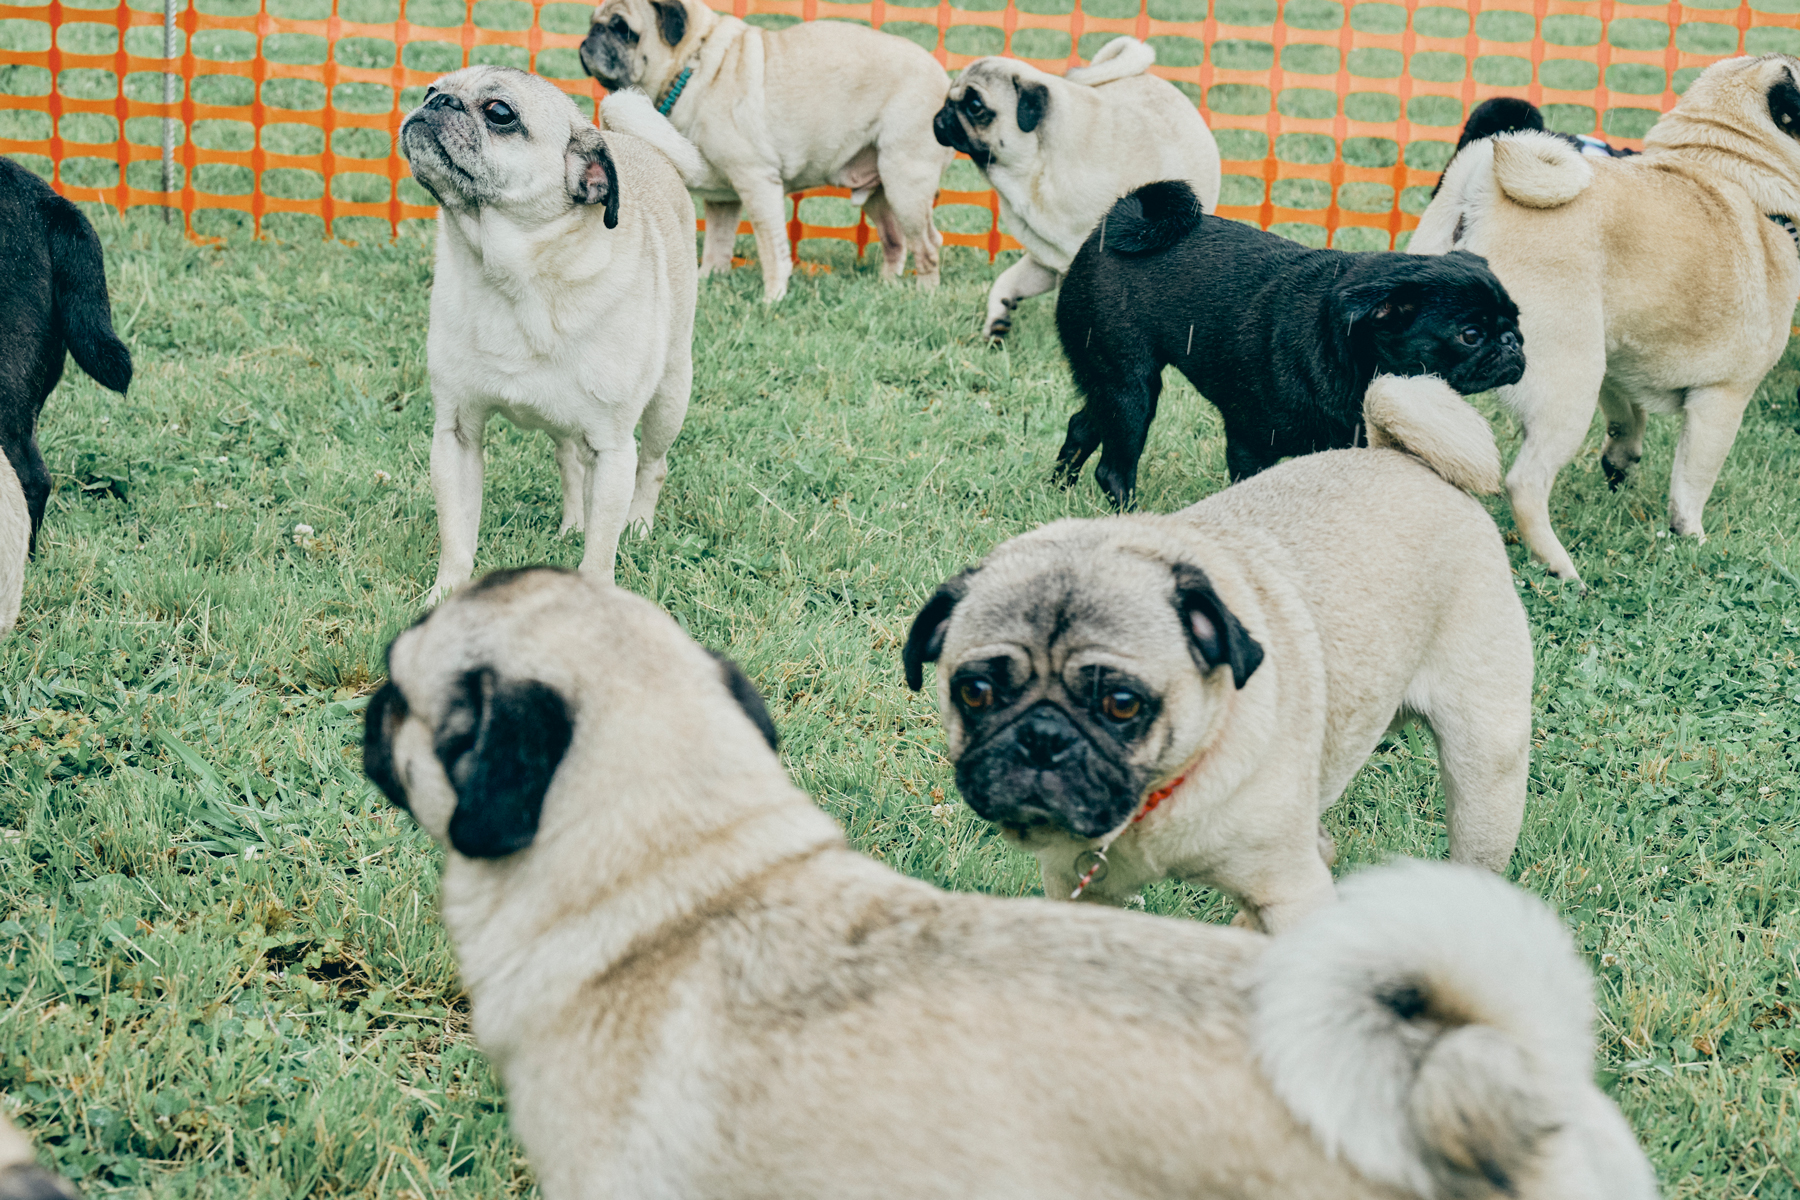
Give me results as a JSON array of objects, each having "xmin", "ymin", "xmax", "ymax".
[
  {"xmin": 1447, "ymin": 329, "xmax": 1526, "ymax": 393},
  {"xmin": 579, "ymin": 30, "xmax": 634, "ymax": 89},
  {"xmin": 954, "ymin": 702, "xmax": 1139, "ymax": 840},
  {"xmin": 933, "ymin": 104, "xmax": 989, "ymax": 166}
]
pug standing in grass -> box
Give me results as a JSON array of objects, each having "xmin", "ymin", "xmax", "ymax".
[
  {"xmin": 402, "ymin": 67, "xmax": 703, "ymax": 600},
  {"xmin": 933, "ymin": 38, "xmax": 1222, "ymax": 339},
  {"xmin": 907, "ymin": 376, "xmax": 1533, "ymax": 934},
  {"xmin": 580, "ymin": 0, "xmax": 953, "ymax": 302},
  {"xmin": 365, "ymin": 566, "xmax": 1655, "ymax": 1200},
  {"xmin": 1413, "ymin": 54, "xmax": 1800, "ymax": 585}
]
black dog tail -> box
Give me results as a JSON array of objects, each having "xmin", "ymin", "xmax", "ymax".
[
  {"xmin": 1454, "ymin": 96, "xmax": 1545, "ymax": 154},
  {"xmin": 1098, "ymin": 180, "xmax": 1204, "ymax": 257},
  {"xmin": 45, "ymin": 197, "xmax": 132, "ymax": 395}
]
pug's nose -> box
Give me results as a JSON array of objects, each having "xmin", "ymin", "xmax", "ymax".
[
  {"xmin": 427, "ymin": 92, "xmax": 466, "ymax": 112},
  {"xmin": 1499, "ymin": 330, "xmax": 1521, "ymax": 351},
  {"xmin": 1016, "ymin": 712, "xmax": 1076, "ymax": 767}
]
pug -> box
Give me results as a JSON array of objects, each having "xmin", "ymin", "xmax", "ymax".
[
  {"xmin": 933, "ymin": 38, "xmax": 1222, "ymax": 339},
  {"xmin": 580, "ymin": 0, "xmax": 953, "ymax": 302},
  {"xmin": 906, "ymin": 375, "xmax": 1533, "ymax": 934},
  {"xmin": 401, "ymin": 69, "xmax": 704, "ymax": 601},
  {"xmin": 0, "ymin": 1112, "xmax": 80, "ymax": 1200},
  {"xmin": 1412, "ymin": 54, "xmax": 1800, "ymax": 585},
  {"xmin": 365, "ymin": 565, "xmax": 1655, "ymax": 1200},
  {"xmin": 1053, "ymin": 179, "xmax": 1526, "ymax": 506}
]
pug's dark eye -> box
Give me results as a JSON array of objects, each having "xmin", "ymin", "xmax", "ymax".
[
  {"xmin": 1457, "ymin": 325, "xmax": 1484, "ymax": 346},
  {"xmin": 963, "ymin": 93, "xmax": 986, "ymax": 117},
  {"xmin": 610, "ymin": 15, "xmax": 631, "ymax": 34},
  {"xmin": 957, "ymin": 678, "xmax": 994, "ymax": 709},
  {"xmin": 484, "ymin": 100, "xmax": 517, "ymax": 128},
  {"xmin": 1099, "ymin": 689, "xmax": 1142, "ymax": 721}
]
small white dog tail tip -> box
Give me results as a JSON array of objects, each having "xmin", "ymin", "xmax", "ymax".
[
  {"xmin": 1491, "ymin": 130, "xmax": 1593, "ymax": 208},
  {"xmin": 1363, "ymin": 374, "xmax": 1503, "ymax": 494},
  {"xmin": 1064, "ymin": 36, "xmax": 1155, "ymax": 85},
  {"xmin": 599, "ymin": 89, "xmax": 708, "ymax": 187}
]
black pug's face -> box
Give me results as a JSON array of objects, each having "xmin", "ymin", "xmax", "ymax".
[
  {"xmin": 903, "ymin": 547, "xmax": 1263, "ymax": 843},
  {"xmin": 1344, "ymin": 250, "xmax": 1526, "ymax": 395}
]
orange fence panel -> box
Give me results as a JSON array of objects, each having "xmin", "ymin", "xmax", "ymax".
[{"xmin": 1, "ymin": 0, "xmax": 1796, "ymax": 250}]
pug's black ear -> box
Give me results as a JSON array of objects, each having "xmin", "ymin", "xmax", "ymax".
[
  {"xmin": 650, "ymin": 0, "xmax": 686, "ymax": 45},
  {"xmin": 568, "ymin": 128, "xmax": 621, "ymax": 228},
  {"xmin": 435, "ymin": 667, "xmax": 574, "ymax": 859},
  {"xmin": 363, "ymin": 681, "xmax": 411, "ymax": 811},
  {"xmin": 1339, "ymin": 280, "xmax": 1422, "ymax": 328},
  {"xmin": 1014, "ymin": 78, "xmax": 1049, "ymax": 133},
  {"xmin": 1771, "ymin": 71, "xmax": 1800, "ymax": 140},
  {"xmin": 709, "ymin": 651, "xmax": 778, "ymax": 751},
  {"xmin": 1171, "ymin": 563, "xmax": 1262, "ymax": 689},
  {"xmin": 903, "ymin": 567, "xmax": 979, "ymax": 691}
]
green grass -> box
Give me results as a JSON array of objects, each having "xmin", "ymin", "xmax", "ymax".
[{"xmin": 0, "ymin": 205, "xmax": 1797, "ymax": 1198}]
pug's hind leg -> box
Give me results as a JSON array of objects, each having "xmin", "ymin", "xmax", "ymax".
[
  {"xmin": 983, "ymin": 255, "xmax": 1059, "ymax": 340},
  {"xmin": 733, "ymin": 175, "xmax": 794, "ymax": 303},
  {"xmin": 554, "ymin": 435, "xmax": 587, "ymax": 535},
  {"xmin": 1091, "ymin": 368, "xmax": 1162, "ymax": 509},
  {"xmin": 860, "ymin": 190, "xmax": 908, "ymax": 281},
  {"xmin": 1053, "ymin": 409, "xmax": 1102, "ymax": 487},
  {"xmin": 1426, "ymin": 705, "xmax": 1529, "ymax": 875},
  {"xmin": 700, "ymin": 200, "xmax": 741, "ymax": 279},
  {"xmin": 1598, "ymin": 382, "xmax": 1649, "ymax": 491},
  {"xmin": 626, "ymin": 376, "xmax": 690, "ymax": 536},
  {"xmin": 1667, "ymin": 381, "xmax": 1756, "ymax": 539}
]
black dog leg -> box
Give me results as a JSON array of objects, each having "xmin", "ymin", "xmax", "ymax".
[
  {"xmin": 1089, "ymin": 370, "xmax": 1162, "ymax": 509},
  {"xmin": 1052, "ymin": 409, "xmax": 1103, "ymax": 487},
  {"xmin": 13, "ymin": 438, "xmax": 49, "ymax": 557},
  {"xmin": 1223, "ymin": 435, "xmax": 1275, "ymax": 483}
]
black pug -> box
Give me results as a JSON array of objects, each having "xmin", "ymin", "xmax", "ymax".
[
  {"xmin": 1052, "ymin": 179, "xmax": 1524, "ymax": 505},
  {"xmin": 0, "ymin": 158, "xmax": 132, "ymax": 554},
  {"xmin": 1435, "ymin": 96, "xmax": 1636, "ymax": 194}
]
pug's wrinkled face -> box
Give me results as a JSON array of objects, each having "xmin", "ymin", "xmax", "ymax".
[
  {"xmin": 580, "ymin": 0, "xmax": 689, "ymax": 93},
  {"xmin": 400, "ymin": 65, "xmax": 620, "ymax": 226},
  {"xmin": 904, "ymin": 529, "xmax": 1263, "ymax": 842},
  {"xmin": 1339, "ymin": 250, "xmax": 1526, "ymax": 396},
  {"xmin": 933, "ymin": 59, "xmax": 1052, "ymax": 172}
]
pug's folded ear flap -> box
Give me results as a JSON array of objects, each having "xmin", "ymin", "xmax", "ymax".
[
  {"xmin": 1014, "ymin": 78, "xmax": 1049, "ymax": 133},
  {"xmin": 708, "ymin": 651, "xmax": 778, "ymax": 751},
  {"xmin": 363, "ymin": 680, "xmax": 411, "ymax": 811},
  {"xmin": 1171, "ymin": 563, "xmax": 1263, "ymax": 689},
  {"xmin": 567, "ymin": 126, "xmax": 621, "ymax": 229},
  {"xmin": 903, "ymin": 567, "xmax": 979, "ymax": 691},
  {"xmin": 435, "ymin": 667, "xmax": 575, "ymax": 859},
  {"xmin": 1339, "ymin": 279, "xmax": 1423, "ymax": 328},
  {"xmin": 650, "ymin": 0, "xmax": 686, "ymax": 45}
]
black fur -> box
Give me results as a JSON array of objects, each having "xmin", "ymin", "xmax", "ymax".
[
  {"xmin": 570, "ymin": 134, "xmax": 621, "ymax": 229},
  {"xmin": 710, "ymin": 652, "xmax": 779, "ymax": 751},
  {"xmin": 435, "ymin": 667, "xmax": 574, "ymax": 859},
  {"xmin": 1053, "ymin": 179, "xmax": 1525, "ymax": 506},
  {"xmin": 651, "ymin": 0, "xmax": 686, "ymax": 46},
  {"xmin": 903, "ymin": 567, "xmax": 980, "ymax": 690},
  {"xmin": 1014, "ymin": 78, "xmax": 1048, "ymax": 134},
  {"xmin": 363, "ymin": 681, "xmax": 411, "ymax": 811},
  {"xmin": 1436, "ymin": 96, "xmax": 1635, "ymax": 195},
  {"xmin": 0, "ymin": 157, "xmax": 132, "ymax": 555},
  {"xmin": 1171, "ymin": 563, "xmax": 1263, "ymax": 689},
  {"xmin": 579, "ymin": 12, "xmax": 640, "ymax": 90},
  {"xmin": 1770, "ymin": 72, "xmax": 1800, "ymax": 141}
]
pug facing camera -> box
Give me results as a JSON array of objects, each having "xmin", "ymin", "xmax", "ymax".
[
  {"xmin": 401, "ymin": 67, "xmax": 706, "ymax": 600},
  {"xmin": 932, "ymin": 38, "xmax": 1222, "ymax": 339},
  {"xmin": 907, "ymin": 375, "xmax": 1535, "ymax": 934},
  {"xmin": 579, "ymin": 0, "xmax": 954, "ymax": 302}
]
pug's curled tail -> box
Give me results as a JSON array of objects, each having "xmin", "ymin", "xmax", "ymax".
[
  {"xmin": 599, "ymin": 89, "xmax": 707, "ymax": 187},
  {"xmin": 1096, "ymin": 180, "xmax": 1204, "ymax": 257},
  {"xmin": 1362, "ymin": 374, "xmax": 1502, "ymax": 494},
  {"xmin": 1252, "ymin": 860, "xmax": 1598, "ymax": 1199},
  {"xmin": 1063, "ymin": 36, "xmax": 1155, "ymax": 85}
]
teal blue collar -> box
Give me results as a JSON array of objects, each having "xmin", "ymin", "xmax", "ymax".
[{"xmin": 656, "ymin": 65, "xmax": 694, "ymax": 117}]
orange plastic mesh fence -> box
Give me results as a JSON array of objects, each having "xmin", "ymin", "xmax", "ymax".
[{"xmin": 1, "ymin": 0, "xmax": 1796, "ymax": 251}]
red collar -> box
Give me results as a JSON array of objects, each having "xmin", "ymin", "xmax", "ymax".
[
  {"xmin": 1067, "ymin": 771, "xmax": 1188, "ymax": 899},
  {"xmin": 1132, "ymin": 772, "xmax": 1186, "ymax": 824}
]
